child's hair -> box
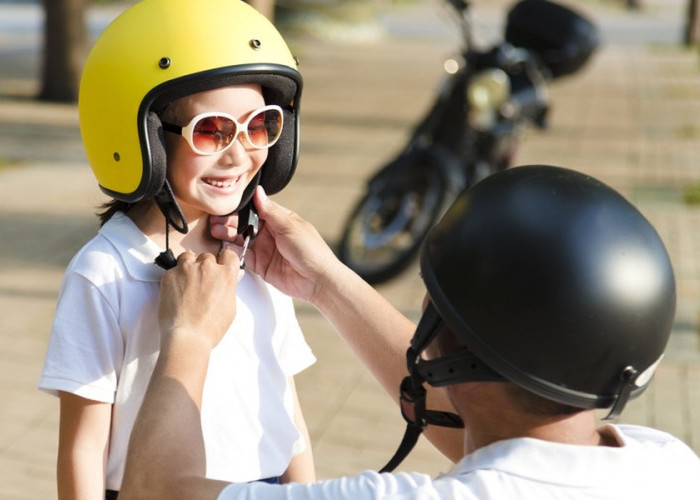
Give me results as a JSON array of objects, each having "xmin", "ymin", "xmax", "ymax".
[{"xmin": 98, "ymin": 200, "xmax": 135, "ymax": 226}]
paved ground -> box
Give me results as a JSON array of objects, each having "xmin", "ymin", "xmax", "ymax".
[{"xmin": 0, "ymin": 0, "xmax": 699, "ymax": 497}]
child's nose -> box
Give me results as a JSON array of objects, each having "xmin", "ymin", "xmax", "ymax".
[{"xmin": 221, "ymin": 137, "xmax": 248, "ymax": 164}]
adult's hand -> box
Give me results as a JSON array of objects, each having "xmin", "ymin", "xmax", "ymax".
[
  {"xmin": 211, "ymin": 190, "xmax": 464, "ymax": 463},
  {"xmin": 158, "ymin": 249, "xmax": 240, "ymax": 351},
  {"xmin": 210, "ymin": 187, "xmax": 340, "ymax": 307},
  {"xmin": 121, "ymin": 249, "xmax": 240, "ymax": 500}
]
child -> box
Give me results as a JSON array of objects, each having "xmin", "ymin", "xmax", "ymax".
[{"xmin": 38, "ymin": 0, "xmax": 315, "ymax": 497}]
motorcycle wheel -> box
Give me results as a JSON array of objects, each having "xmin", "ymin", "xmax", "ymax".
[{"xmin": 338, "ymin": 157, "xmax": 449, "ymax": 285}]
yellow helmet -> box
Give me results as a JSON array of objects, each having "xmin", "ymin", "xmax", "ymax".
[{"xmin": 79, "ymin": 0, "xmax": 302, "ymax": 231}]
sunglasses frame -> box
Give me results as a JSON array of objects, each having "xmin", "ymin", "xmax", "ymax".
[{"xmin": 162, "ymin": 104, "xmax": 283, "ymax": 155}]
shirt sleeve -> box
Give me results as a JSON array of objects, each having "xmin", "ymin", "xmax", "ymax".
[
  {"xmin": 269, "ymin": 288, "xmax": 316, "ymax": 376},
  {"xmin": 217, "ymin": 470, "xmax": 452, "ymax": 499},
  {"xmin": 38, "ymin": 271, "xmax": 123, "ymax": 403}
]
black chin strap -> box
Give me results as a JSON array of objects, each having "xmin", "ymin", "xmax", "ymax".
[
  {"xmin": 379, "ymin": 416, "xmax": 423, "ymax": 474},
  {"xmin": 379, "ymin": 369, "xmax": 464, "ymax": 473},
  {"xmin": 379, "ymin": 302, "xmax": 504, "ymax": 473},
  {"xmin": 155, "ymin": 218, "xmax": 178, "ymax": 270},
  {"xmin": 154, "ymin": 180, "xmax": 186, "ymax": 270},
  {"xmin": 378, "ymin": 302, "xmax": 462, "ymax": 473},
  {"xmin": 154, "ymin": 180, "xmax": 188, "ymax": 234}
]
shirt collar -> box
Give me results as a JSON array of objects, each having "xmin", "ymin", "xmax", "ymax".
[
  {"xmin": 99, "ymin": 212, "xmax": 165, "ymax": 282},
  {"xmin": 448, "ymin": 425, "xmax": 631, "ymax": 486}
]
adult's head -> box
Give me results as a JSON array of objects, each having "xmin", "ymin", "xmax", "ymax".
[
  {"xmin": 383, "ymin": 165, "xmax": 676, "ymax": 471},
  {"xmin": 79, "ymin": 0, "xmax": 302, "ymax": 232}
]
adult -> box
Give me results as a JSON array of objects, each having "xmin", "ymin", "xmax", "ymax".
[{"xmin": 121, "ymin": 166, "xmax": 700, "ymax": 499}]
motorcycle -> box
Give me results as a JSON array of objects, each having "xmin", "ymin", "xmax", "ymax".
[{"xmin": 337, "ymin": 0, "xmax": 599, "ymax": 284}]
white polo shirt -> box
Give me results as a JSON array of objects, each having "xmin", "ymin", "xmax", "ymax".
[
  {"xmin": 40, "ymin": 213, "xmax": 315, "ymax": 489},
  {"xmin": 218, "ymin": 424, "xmax": 700, "ymax": 499}
]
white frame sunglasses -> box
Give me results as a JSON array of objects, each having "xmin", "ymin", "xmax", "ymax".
[{"xmin": 162, "ymin": 104, "xmax": 283, "ymax": 155}]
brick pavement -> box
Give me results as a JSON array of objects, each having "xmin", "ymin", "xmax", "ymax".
[{"xmin": 0, "ymin": 0, "xmax": 698, "ymax": 497}]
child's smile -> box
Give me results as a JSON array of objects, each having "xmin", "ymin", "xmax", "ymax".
[{"xmin": 202, "ymin": 175, "xmax": 242, "ymax": 190}]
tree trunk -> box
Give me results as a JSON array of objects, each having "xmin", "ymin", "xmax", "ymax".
[
  {"xmin": 246, "ymin": 0, "xmax": 276, "ymax": 22},
  {"xmin": 39, "ymin": 0, "xmax": 88, "ymax": 102},
  {"xmin": 685, "ymin": 0, "xmax": 700, "ymax": 45}
]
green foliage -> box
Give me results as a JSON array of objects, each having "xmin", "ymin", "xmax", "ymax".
[{"xmin": 683, "ymin": 184, "xmax": 700, "ymax": 205}]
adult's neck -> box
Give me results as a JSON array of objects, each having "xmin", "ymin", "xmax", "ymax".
[{"xmin": 452, "ymin": 383, "xmax": 612, "ymax": 455}]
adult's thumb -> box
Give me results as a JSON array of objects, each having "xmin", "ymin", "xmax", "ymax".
[{"xmin": 253, "ymin": 186, "xmax": 289, "ymax": 228}]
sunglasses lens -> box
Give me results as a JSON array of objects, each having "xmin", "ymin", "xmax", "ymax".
[
  {"xmin": 247, "ymin": 107, "xmax": 283, "ymax": 148},
  {"xmin": 186, "ymin": 107, "xmax": 283, "ymax": 154},
  {"xmin": 192, "ymin": 115, "xmax": 237, "ymax": 153}
]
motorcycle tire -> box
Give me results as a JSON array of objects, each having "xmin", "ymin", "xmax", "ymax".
[{"xmin": 338, "ymin": 152, "xmax": 451, "ymax": 285}]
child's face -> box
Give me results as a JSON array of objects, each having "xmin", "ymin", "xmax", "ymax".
[{"xmin": 164, "ymin": 84, "xmax": 270, "ymax": 219}]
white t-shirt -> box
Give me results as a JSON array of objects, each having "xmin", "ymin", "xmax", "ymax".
[
  {"xmin": 39, "ymin": 213, "xmax": 316, "ymax": 490},
  {"xmin": 218, "ymin": 424, "xmax": 700, "ymax": 499}
]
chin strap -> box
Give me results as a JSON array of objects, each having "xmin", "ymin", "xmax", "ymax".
[
  {"xmin": 379, "ymin": 367, "xmax": 464, "ymax": 473},
  {"xmin": 155, "ymin": 217, "xmax": 178, "ymax": 270},
  {"xmin": 154, "ymin": 180, "xmax": 188, "ymax": 234},
  {"xmin": 379, "ymin": 302, "xmax": 507, "ymax": 473},
  {"xmin": 153, "ymin": 187, "xmax": 261, "ymax": 271},
  {"xmin": 379, "ymin": 303, "xmax": 464, "ymax": 473},
  {"xmin": 154, "ymin": 180, "xmax": 187, "ymax": 270}
]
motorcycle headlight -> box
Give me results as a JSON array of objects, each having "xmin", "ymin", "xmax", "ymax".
[{"xmin": 467, "ymin": 68, "xmax": 511, "ymax": 112}]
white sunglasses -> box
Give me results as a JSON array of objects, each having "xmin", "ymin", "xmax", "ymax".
[{"xmin": 162, "ymin": 104, "xmax": 283, "ymax": 155}]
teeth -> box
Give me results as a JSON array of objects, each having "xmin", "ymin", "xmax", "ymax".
[{"xmin": 205, "ymin": 178, "xmax": 235, "ymax": 188}]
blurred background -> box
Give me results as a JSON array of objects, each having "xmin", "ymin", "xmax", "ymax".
[{"xmin": 1, "ymin": 0, "xmax": 699, "ymax": 497}]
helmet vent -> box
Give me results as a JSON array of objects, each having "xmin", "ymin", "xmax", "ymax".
[
  {"xmin": 113, "ymin": 152, "xmax": 120, "ymax": 162},
  {"xmin": 249, "ymin": 39, "xmax": 262, "ymax": 50},
  {"xmin": 158, "ymin": 57, "xmax": 171, "ymax": 69}
]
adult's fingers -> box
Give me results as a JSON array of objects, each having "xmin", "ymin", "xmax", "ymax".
[
  {"xmin": 177, "ymin": 250, "xmax": 197, "ymax": 265},
  {"xmin": 210, "ymin": 213, "xmax": 240, "ymax": 242},
  {"xmin": 217, "ymin": 247, "xmax": 240, "ymax": 267}
]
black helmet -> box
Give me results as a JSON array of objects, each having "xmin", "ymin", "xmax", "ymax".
[
  {"xmin": 420, "ymin": 165, "xmax": 676, "ymax": 413},
  {"xmin": 380, "ymin": 165, "xmax": 676, "ymax": 473}
]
